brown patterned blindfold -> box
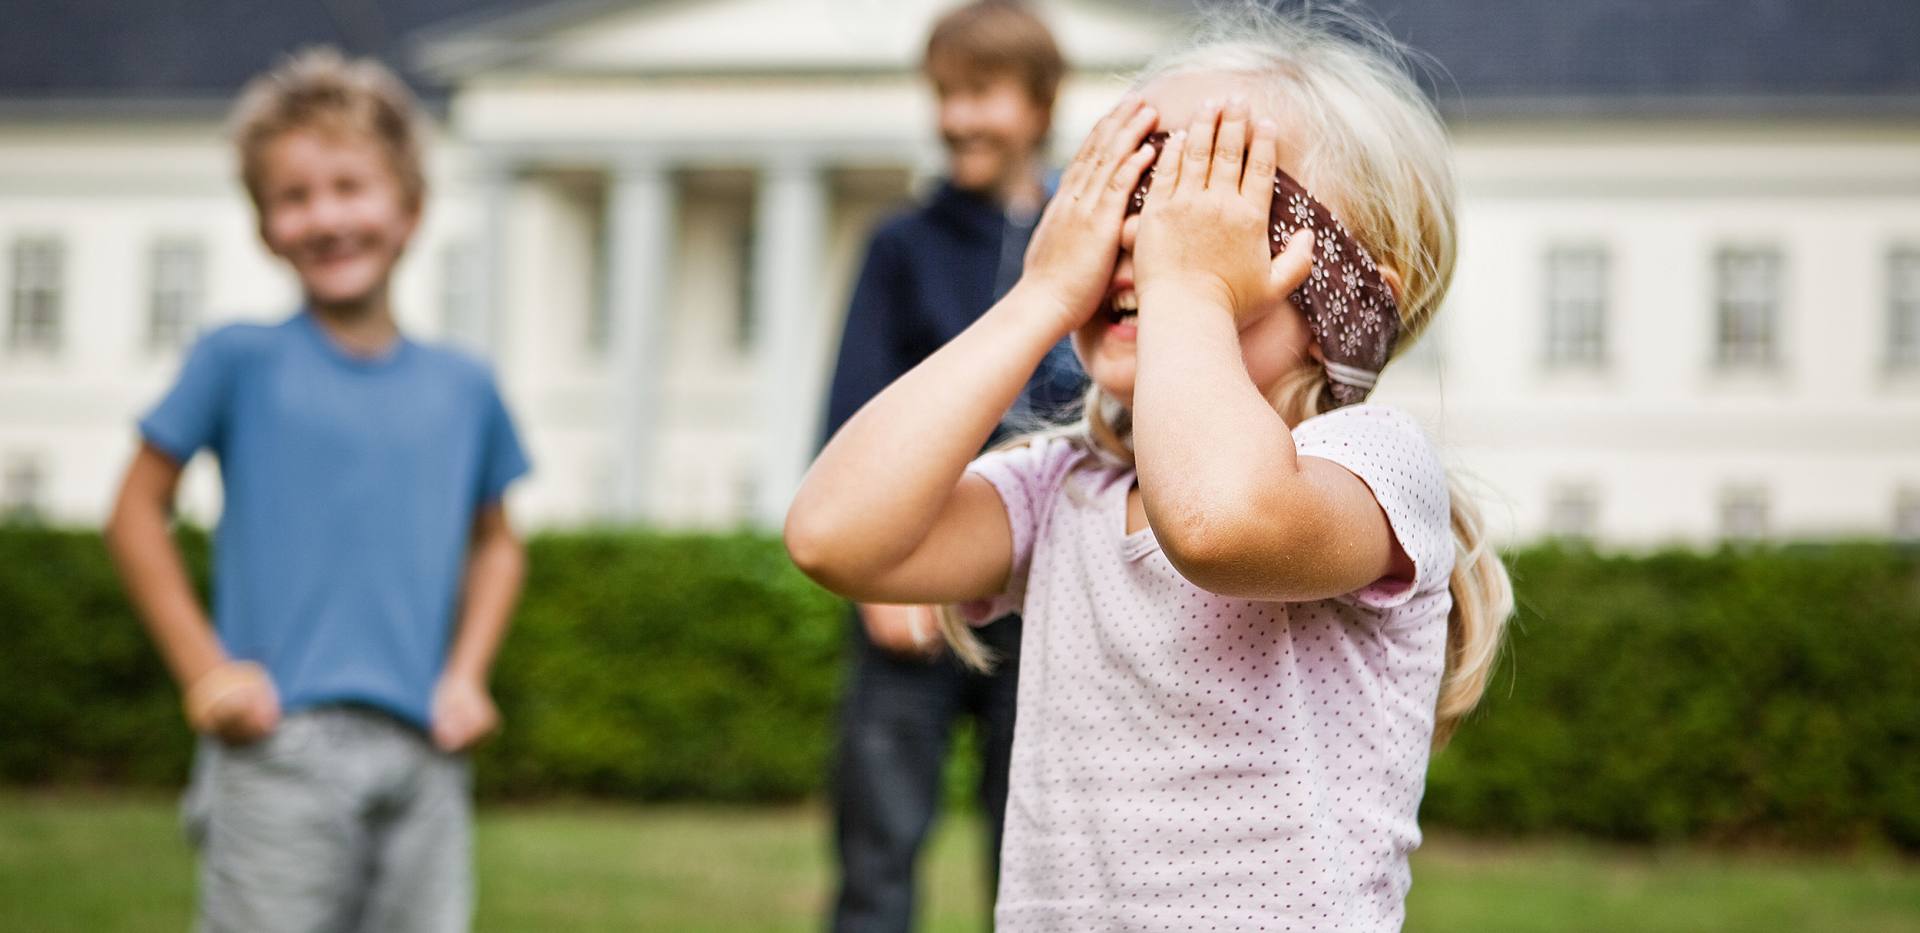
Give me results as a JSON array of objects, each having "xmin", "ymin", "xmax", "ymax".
[{"xmin": 1127, "ymin": 131, "xmax": 1400, "ymax": 407}]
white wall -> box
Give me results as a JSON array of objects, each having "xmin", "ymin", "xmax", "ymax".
[
  {"xmin": 1372, "ymin": 120, "xmax": 1920, "ymax": 545},
  {"xmin": 3, "ymin": 113, "xmax": 1915, "ymax": 545}
]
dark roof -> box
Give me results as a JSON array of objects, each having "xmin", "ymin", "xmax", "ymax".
[
  {"xmin": 0, "ymin": 0, "xmax": 525, "ymax": 114},
  {"xmin": 2, "ymin": 0, "xmax": 1916, "ymax": 117},
  {"xmin": 1366, "ymin": 0, "xmax": 1920, "ymax": 116}
]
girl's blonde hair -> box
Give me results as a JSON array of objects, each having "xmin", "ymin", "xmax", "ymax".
[{"xmin": 942, "ymin": 1, "xmax": 1512, "ymax": 749}]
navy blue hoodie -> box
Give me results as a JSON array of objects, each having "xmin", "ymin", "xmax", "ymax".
[{"xmin": 822, "ymin": 180, "xmax": 1087, "ymax": 445}]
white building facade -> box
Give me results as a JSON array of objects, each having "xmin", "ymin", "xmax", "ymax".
[{"xmin": 2, "ymin": 0, "xmax": 1917, "ymax": 547}]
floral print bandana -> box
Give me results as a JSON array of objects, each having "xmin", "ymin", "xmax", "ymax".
[{"xmin": 1129, "ymin": 131, "xmax": 1401, "ymax": 408}]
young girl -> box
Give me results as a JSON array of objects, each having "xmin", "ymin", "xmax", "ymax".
[{"xmin": 787, "ymin": 7, "xmax": 1512, "ymax": 930}]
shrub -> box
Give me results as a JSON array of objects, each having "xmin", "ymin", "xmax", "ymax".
[
  {"xmin": 1425, "ymin": 543, "xmax": 1920, "ymax": 849},
  {"xmin": 3, "ymin": 528, "xmax": 1915, "ymax": 848}
]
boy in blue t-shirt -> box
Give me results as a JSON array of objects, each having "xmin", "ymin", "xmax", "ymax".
[{"xmin": 104, "ymin": 49, "xmax": 529, "ymax": 932}]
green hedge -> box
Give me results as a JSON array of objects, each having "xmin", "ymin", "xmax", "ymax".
[
  {"xmin": 474, "ymin": 532, "xmax": 845, "ymax": 800},
  {"xmin": 1428, "ymin": 543, "xmax": 1920, "ymax": 849},
  {"xmin": 0, "ymin": 528, "xmax": 847, "ymax": 801},
  {"xmin": 2, "ymin": 528, "xmax": 1916, "ymax": 848}
]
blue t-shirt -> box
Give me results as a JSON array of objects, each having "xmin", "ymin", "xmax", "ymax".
[{"xmin": 140, "ymin": 310, "xmax": 531, "ymax": 730}]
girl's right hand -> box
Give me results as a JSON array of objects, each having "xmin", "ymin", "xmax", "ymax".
[{"xmin": 1016, "ymin": 98, "xmax": 1160, "ymax": 336}]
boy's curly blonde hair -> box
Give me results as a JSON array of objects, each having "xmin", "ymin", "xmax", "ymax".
[{"xmin": 229, "ymin": 47, "xmax": 427, "ymax": 212}]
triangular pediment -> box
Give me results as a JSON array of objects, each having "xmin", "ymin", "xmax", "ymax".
[{"xmin": 418, "ymin": 0, "xmax": 1181, "ymax": 80}]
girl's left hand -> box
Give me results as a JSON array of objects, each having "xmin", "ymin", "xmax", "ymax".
[{"xmin": 1133, "ymin": 98, "xmax": 1314, "ymax": 324}]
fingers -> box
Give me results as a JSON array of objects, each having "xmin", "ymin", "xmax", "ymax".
[
  {"xmin": 1078, "ymin": 97, "xmax": 1143, "ymax": 163},
  {"xmin": 213, "ymin": 687, "xmax": 278, "ymax": 744},
  {"xmin": 1177, "ymin": 100, "xmax": 1222, "ymax": 193},
  {"xmin": 434, "ymin": 700, "xmax": 477, "ymax": 751},
  {"xmin": 1241, "ymin": 117, "xmax": 1281, "ymax": 203},
  {"xmin": 1269, "ymin": 221, "xmax": 1316, "ymax": 294},
  {"xmin": 1065, "ymin": 98, "xmax": 1150, "ymax": 197},
  {"xmin": 1113, "ymin": 103, "xmax": 1160, "ymax": 157},
  {"xmin": 246, "ymin": 698, "xmax": 279, "ymax": 741},
  {"xmin": 1084, "ymin": 103, "xmax": 1157, "ymax": 203},
  {"xmin": 432, "ymin": 694, "xmax": 499, "ymax": 752},
  {"xmin": 1102, "ymin": 140, "xmax": 1159, "ymax": 209},
  {"xmin": 434, "ymin": 716, "xmax": 470, "ymax": 753},
  {"xmin": 184, "ymin": 664, "xmax": 278, "ymax": 744},
  {"xmin": 1213, "ymin": 98, "xmax": 1250, "ymax": 189},
  {"xmin": 1143, "ymin": 128, "xmax": 1184, "ymax": 208}
]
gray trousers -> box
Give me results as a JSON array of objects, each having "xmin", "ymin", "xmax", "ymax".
[{"xmin": 182, "ymin": 707, "xmax": 473, "ymax": 933}]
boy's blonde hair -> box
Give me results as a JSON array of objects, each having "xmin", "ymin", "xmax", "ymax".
[
  {"xmin": 924, "ymin": 1, "xmax": 1067, "ymax": 115},
  {"xmin": 229, "ymin": 47, "xmax": 427, "ymax": 211},
  {"xmin": 943, "ymin": 2, "xmax": 1513, "ymax": 750}
]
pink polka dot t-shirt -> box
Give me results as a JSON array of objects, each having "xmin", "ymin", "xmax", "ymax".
[{"xmin": 965, "ymin": 404, "xmax": 1455, "ymax": 932}]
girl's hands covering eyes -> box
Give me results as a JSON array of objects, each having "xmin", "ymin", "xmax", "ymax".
[
  {"xmin": 1015, "ymin": 98, "xmax": 1160, "ymax": 337},
  {"xmin": 1134, "ymin": 98, "xmax": 1314, "ymax": 325}
]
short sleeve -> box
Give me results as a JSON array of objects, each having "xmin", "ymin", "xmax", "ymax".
[
  {"xmin": 956, "ymin": 435, "xmax": 1085, "ymax": 624},
  {"xmin": 1294, "ymin": 405, "xmax": 1453, "ymax": 609},
  {"xmin": 475, "ymin": 375, "xmax": 532, "ymax": 506},
  {"xmin": 138, "ymin": 329, "xmax": 234, "ymax": 464}
]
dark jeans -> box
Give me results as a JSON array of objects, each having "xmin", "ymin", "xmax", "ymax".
[{"xmin": 829, "ymin": 612, "xmax": 1021, "ymax": 933}]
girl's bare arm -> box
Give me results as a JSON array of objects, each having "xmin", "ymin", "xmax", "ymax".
[
  {"xmin": 787, "ymin": 99, "xmax": 1162, "ymax": 604},
  {"xmin": 1131, "ymin": 101, "xmax": 1406, "ymax": 602}
]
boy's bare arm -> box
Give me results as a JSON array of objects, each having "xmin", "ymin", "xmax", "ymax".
[
  {"xmin": 105, "ymin": 445, "xmax": 227, "ymax": 688},
  {"xmin": 432, "ymin": 503, "xmax": 525, "ymax": 752},
  {"xmin": 106, "ymin": 444, "xmax": 280, "ymax": 742}
]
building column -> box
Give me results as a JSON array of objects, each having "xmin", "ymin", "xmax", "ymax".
[
  {"xmin": 751, "ymin": 156, "xmax": 829, "ymax": 527},
  {"xmin": 605, "ymin": 158, "xmax": 675, "ymax": 521},
  {"xmin": 463, "ymin": 157, "xmax": 514, "ymax": 358}
]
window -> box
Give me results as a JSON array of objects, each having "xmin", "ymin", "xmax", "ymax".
[
  {"xmin": 734, "ymin": 220, "xmax": 757, "ymax": 356},
  {"xmin": 1718, "ymin": 485, "xmax": 1769, "ymax": 543},
  {"xmin": 2, "ymin": 455, "xmax": 44, "ymax": 524},
  {"xmin": 1545, "ymin": 482, "xmax": 1599, "ymax": 542},
  {"xmin": 1544, "ymin": 245, "xmax": 1607, "ymax": 368},
  {"xmin": 1896, "ymin": 488, "xmax": 1920, "ymax": 543},
  {"xmin": 1889, "ymin": 247, "xmax": 1920, "ymax": 371},
  {"xmin": 440, "ymin": 241, "xmax": 478, "ymax": 343},
  {"xmin": 733, "ymin": 467, "xmax": 758, "ymax": 526},
  {"xmin": 148, "ymin": 239, "xmax": 204, "ymax": 351},
  {"xmin": 1714, "ymin": 247, "xmax": 1782, "ymax": 368},
  {"xmin": 586, "ymin": 196, "xmax": 612, "ymax": 356},
  {"xmin": 8, "ymin": 237, "xmax": 63, "ymax": 353}
]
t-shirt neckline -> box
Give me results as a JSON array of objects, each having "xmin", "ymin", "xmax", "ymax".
[{"xmin": 298, "ymin": 308, "xmax": 410, "ymax": 370}]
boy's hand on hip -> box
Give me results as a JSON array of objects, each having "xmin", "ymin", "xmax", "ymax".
[
  {"xmin": 431, "ymin": 674, "xmax": 501, "ymax": 753},
  {"xmin": 184, "ymin": 660, "xmax": 281, "ymax": 744}
]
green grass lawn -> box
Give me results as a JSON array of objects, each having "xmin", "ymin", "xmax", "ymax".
[{"xmin": 2, "ymin": 791, "xmax": 1917, "ymax": 932}]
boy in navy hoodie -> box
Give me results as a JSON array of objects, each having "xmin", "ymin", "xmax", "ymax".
[{"xmin": 823, "ymin": 3, "xmax": 1083, "ymax": 930}]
